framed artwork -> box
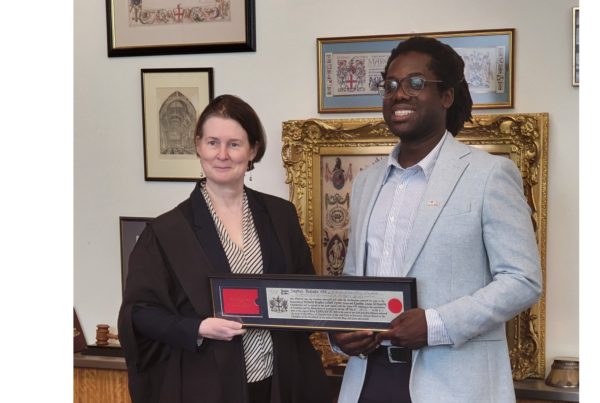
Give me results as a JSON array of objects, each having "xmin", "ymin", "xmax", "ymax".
[
  {"xmin": 120, "ymin": 216, "xmax": 153, "ymax": 293},
  {"xmin": 282, "ymin": 113, "xmax": 548, "ymax": 380},
  {"xmin": 317, "ymin": 29, "xmax": 515, "ymax": 113},
  {"xmin": 573, "ymin": 7, "xmax": 579, "ymax": 86},
  {"xmin": 106, "ymin": 0, "xmax": 255, "ymax": 57},
  {"xmin": 142, "ymin": 68, "xmax": 213, "ymax": 181}
]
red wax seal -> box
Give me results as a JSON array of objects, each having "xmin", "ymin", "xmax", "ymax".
[{"xmin": 388, "ymin": 298, "xmax": 403, "ymax": 314}]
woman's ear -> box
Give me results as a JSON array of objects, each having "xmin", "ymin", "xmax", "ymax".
[
  {"xmin": 250, "ymin": 142, "xmax": 259, "ymax": 160},
  {"xmin": 195, "ymin": 136, "xmax": 202, "ymax": 157}
]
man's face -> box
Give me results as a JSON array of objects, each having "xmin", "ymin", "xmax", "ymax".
[{"xmin": 382, "ymin": 51, "xmax": 453, "ymax": 142}]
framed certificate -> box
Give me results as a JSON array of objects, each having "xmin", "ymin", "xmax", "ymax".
[{"xmin": 209, "ymin": 274, "xmax": 417, "ymax": 332}]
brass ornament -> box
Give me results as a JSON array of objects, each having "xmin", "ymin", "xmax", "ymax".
[
  {"xmin": 282, "ymin": 113, "xmax": 548, "ymax": 380},
  {"xmin": 309, "ymin": 332, "xmax": 345, "ymax": 367}
]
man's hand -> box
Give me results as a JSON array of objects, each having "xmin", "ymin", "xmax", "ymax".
[
  {"xmin": 199, "ymin": 318, "xmax": 247, "ymax": 341},
  {"xmin": 375, "ymin": 308, "xmax": 428, "ymax": 350},
  {"xmin": 330, "ymin": 331, "xmax": 379, "ymax": 357}
]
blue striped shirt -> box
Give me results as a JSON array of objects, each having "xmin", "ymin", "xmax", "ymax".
[{"xmin": 366, "ymin": 131, "xmax": 452, "ymax": 346}]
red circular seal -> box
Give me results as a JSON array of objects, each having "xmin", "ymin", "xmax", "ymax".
[{"xmin": 388, "ymin": 298, "xmax": 403, "ymax": 314}]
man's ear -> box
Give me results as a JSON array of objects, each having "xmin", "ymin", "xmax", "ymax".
[{"xmin": 442, "ymin": 88, "xmax": 454, "ymax": 109}]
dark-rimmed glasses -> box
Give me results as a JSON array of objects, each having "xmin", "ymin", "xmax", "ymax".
[{"xmin": 377, "ymin": 77, "xmax": 443, "ymax": 99}]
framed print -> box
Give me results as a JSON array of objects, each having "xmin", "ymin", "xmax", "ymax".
[
  {"xmin": 317, "ymin": 29, "xmax": 515, "ymax": 113},
  {"xmin": 573, "ymin": 7, "xmax": 579, "ymax": 86},
  {"xmin": 142, "ymin": 68, "xmax": 213, "ymax": 181},
  {"xmin": 106, "ymin": 0, "xmax": 256, "ymax": 57},
  {"xmin": 282, "ymin": 113, "xmax": 547, "ymax": 379},
  {"xmin": 209, "ymin": 274, "xmax": 417, "ymax": 332},
  {"xmin": 120, "ymin": 216, "xmax": 153, "ymax": 293}
]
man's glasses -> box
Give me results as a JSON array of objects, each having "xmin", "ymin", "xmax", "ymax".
[{"xmin": 377, "ymin": 77, "xmax": 443, "ymax": 99}]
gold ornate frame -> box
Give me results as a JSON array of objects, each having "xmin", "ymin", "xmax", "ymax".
[{"xmin": 282, "ymin": 113, "xmax": 548, "ymax": 380}]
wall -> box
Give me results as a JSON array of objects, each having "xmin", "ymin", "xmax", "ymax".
[{"xmin": 74, "ymin": 0, "xmax": 579, "ymax": 375}]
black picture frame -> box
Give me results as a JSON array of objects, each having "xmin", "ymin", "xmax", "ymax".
[
  {"xmin": 573, "ymin": 7, "xmax": 579, "ymax": 87},
  {"xmin": 106, "ymin": 0, "xmax": 256, "ymax": 57},
  {"xmin": 141, "ymin": 68, "xmax": 214, "ymax": 182},
  {"xmin": 119, "ymin": 216, "xmax": 153, "ymax": 293},
  {"xmin": 209, "ymin": 274, "xmax": 418, "ymax": 332}
]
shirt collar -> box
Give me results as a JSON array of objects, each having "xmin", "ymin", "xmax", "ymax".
[{"xmin": 384, "ymin": 130, "xmax": 449, "ymax": 182}]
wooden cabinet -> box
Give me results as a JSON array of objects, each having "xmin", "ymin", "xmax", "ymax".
[
  {"xmin": 74, "ymin": 354, "xmax": 578, "ymax": 403},
  {"xmin": 74, "ymin": 367, "xmax": 131, "ymax": 403},
  {"xmin": 74, "ymin": 353, "xmax": 130, "ymax": 403}
]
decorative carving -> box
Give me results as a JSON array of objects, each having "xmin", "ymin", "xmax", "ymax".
[
  {"xmin": 309, "ymin": 332, "xmax": 345, "ymax": 367},
  {"xmin": 282, "ymin": 114, "xmax": 548, "ymax": 380}
]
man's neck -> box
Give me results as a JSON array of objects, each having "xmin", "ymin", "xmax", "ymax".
[{"xmin": 397, "ymin": 127, "xmax": 447, "ymax": 168}]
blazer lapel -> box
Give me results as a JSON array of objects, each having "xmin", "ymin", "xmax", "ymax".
[
  {"xmin": 260, "ymin": 194, "xmax": 294, "ymax": 274},
  {"xmin": 189, "ymin": 182, "xmax": 231, "ymax": 274},
  {"xmin": 403, "ymin": 135, "xmax": 471, "ymax": 275},
  {"xmin": 354, "ymin": 161, "xmax": 389, "ymax": 276},
  {"xmin": 245, "ymin": 188, "xmax": 272, "ymax": 274}
]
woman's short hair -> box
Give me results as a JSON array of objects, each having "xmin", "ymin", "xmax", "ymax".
[{"xmin": 194, "ymin": 94, "xmax": 266, "ymax": 170}]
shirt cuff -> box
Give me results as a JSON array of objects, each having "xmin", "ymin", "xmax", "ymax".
[
  {"xmin": 197, "ymin": 337, "xmax": 204, "ymax": 347},
  {"xmin": 425, "ymin": 308, "xmax": 453, "ymax": 346},
  {"xmin": 327, "ymin": 333, "xmax": 348, "ymax": 356}
]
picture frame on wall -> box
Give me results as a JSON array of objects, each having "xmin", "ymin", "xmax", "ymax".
[
  {"xmin": 106, "ymin": 0, "xmax": 256, "ymax": 57},
  {"xmin": 573, "ymin": 7, "xmax": 579, "ymax": 87},
  {"xmin": 120, "ymin": 216, "xmax": 153, "ymax": 293},
  {"xmin": 317, "ymin": 29, "xmax": 515, "ymax": 113},
  {"xmin": 142, "ymin": 68, "xmax": 213, "ymax": 181}
]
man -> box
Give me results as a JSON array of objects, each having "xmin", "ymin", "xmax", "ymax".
[{"xmin": 330, "ymin": 37, "xmax": 542, "ymax": 403}]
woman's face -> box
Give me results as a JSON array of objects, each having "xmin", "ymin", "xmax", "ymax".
[{"xmin": 196, "ymin": 117, "xmax": 258, "ymax": 187}]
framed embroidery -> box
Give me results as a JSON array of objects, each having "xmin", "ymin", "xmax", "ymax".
[
  {"xmin": 317, "ymin": 29, "xmax": 515, "ymax": 113},
  {"xmin": 106, "ymin": 0, "xmax": 256, "ymax": 57}
]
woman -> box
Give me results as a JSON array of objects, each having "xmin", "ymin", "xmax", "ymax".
[{"xmin": 118, "ymin": 95, "xmax": 332, "ymax": 403}]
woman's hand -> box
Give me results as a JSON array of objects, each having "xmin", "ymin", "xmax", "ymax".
[{"xmin": 199, "ymin": 318, "xmax": 247, "ymax": 341}]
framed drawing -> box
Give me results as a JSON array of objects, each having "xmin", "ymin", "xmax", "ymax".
[
  {"xmin": 106, "ymin": 0, "xmax": 256, "ymax": 57},
  {"xmin": 317, "ymin": 29, "xmax": 515, "ymax": 113},
  {"xmin": 282, "ymin": 113, "xmax": 548, "ymax": 380},
  {"xmin": 573, "ymin": 7, "xmax": 579, "ymax": 86},
  {"xmin": 142, "ymin": 68, "xmax": 213, "ymax": 181},
  {"xmin": 120, "ymin": 216, "xmax": 153, "ymax": 293}
]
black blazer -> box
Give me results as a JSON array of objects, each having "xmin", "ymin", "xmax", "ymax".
[{"xmin": 118, "ymin": 180, "xmax": 331, "ymax": 403}]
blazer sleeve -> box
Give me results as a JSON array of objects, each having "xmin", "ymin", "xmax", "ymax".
[
  {"xmin": 131, "ymin": 305, "xmax": 201, "ymax": 353},
  {"xmin": 436, "ymin": 158, "xmax": 543, "ymax": 348},
  {"xmin": 118, "ymin": 225, "xmax": 203, "ymax": 374}
]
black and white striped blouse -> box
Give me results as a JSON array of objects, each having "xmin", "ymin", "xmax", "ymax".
[{"xmin": 200, "ymin": 182, "xmax": 274, "ymax": 383}]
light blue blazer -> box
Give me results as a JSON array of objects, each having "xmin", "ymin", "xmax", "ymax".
[{"xmin": 337, "ymin": 134, "xmax": 542, "ymax": 403}]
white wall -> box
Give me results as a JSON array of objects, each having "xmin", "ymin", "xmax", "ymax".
[{"xmin": 74, "ymin": 0, "xmax": 579, "ymax": 375}]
